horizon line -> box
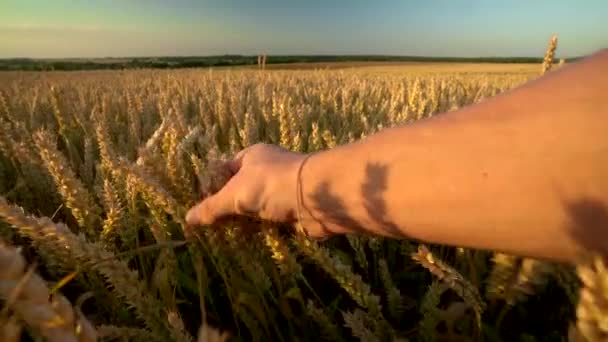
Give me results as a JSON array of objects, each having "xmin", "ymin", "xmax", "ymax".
[{"xmin": 0, "ymin": 53, "xmax": 585, "ymax": 61}]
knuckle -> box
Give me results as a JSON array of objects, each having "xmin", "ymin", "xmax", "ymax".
[
  {"xmin": 249, "ymin": 143, "xmax": 268, "ymax": 153},
  {"xmin": 235, "ymin": 199, "xmax": 256, "ymax": 216}
]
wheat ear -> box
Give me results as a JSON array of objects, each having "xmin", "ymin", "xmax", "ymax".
[
  {"xmin": 0, "ymin": 197, "xmax": 175, "ymax": 340},
  {"xmin": 412, "ymin": 245, "xmax": 486, "ymax": 328},
  {"xmin": 541, "ymin": 34, "xmax": 558, "ymax": 75},
  {"xmin": 0, "ymin": 241, "xmax": 97, "ymax": 342}
]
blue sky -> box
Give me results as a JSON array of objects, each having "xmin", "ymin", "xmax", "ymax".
[{"xmin": 1, "ymin": 0, "xmax": 606, "ymax": 58}]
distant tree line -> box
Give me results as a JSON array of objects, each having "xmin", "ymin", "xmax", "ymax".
[{"xmin": 0, "ymin": 55, "xmax": 582, "ymax": 71}]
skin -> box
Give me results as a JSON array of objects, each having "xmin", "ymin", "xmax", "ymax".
[{"xmin": 186, "ymin": 49, "xmax": 608, "ymax": 265}]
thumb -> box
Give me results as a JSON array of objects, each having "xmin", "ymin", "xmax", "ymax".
[
  {"xmin": 187, "ymin": 146, "xmax": 256, "ymax": 226},
  {"xmin": 186, "ymin": 177, "xmax": 239, "ymax": 226}
]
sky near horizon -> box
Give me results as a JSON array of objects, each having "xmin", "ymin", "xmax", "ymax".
[{"xmin": 1, "ymin": 0, "xmax": 606, "ymax": 59}]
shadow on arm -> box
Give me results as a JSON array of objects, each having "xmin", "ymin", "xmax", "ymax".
[
  {"xmin": 306, "ymin": 162, "xmax": 409, "ymax": 239},
  {"xmin": 304, "ymin": 161, "xmax": 608, "ymax": 262},
  {"xmin": 564, "ymin": 198, "xmax": 608, "ymax": 261}
]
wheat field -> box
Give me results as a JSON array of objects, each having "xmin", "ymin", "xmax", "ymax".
[{"xmin": 0, "ymin": 58, "xmax": 606, "ymax": 342}]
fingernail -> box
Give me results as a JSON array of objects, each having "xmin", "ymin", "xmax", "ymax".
[{"xmin": 185, "ymin": 207, "xmax": 199, "ymax": 225}]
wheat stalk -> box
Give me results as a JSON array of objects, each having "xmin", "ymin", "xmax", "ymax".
[
  {"xmin": 96, "ymin": 324, "xmax": 162, "ymax": 342},
  {"xmin": 412, "ymin": 245, "xmax": 486, "ymax": 329},
  {"xmin": 0, "ymin": 315, "xmax": 23, "ymax": 342},
  {"xmin": 0, "ymin": 241, "xmax": 97, "ymax": 342},
  {"xmin": 33, "ymin": 129, "xmax": 101, "ymax": 236},
  {"xmin": 0, "ymin": 196, "xmax": 178, "ymax": 340}
]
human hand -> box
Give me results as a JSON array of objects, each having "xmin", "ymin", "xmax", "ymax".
[{"xmin": 185, "ymin": 143, "xmax": 328, "ymax": 238}]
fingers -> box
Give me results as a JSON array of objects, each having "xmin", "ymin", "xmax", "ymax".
[
  {"xmin": 234, "ymin": 145, "xmax": 253, "ymax": 160},
  {"xmin": 186, "ymin": 144, "xmax": 264, "ymax": 226},
  {"xmin": 185, "ymin": 201, "xmax": 211, "ymax": 226},
  {"xmin": 223, "ymin": 145, "xmax": 256, "ymax": 175},
  {"xmin": 186, "ymin": 194, "xmax": 230, "ymax": 226},
  {"xmin": 188, "ymin": 147, "xmax": 257, "ymax": 226},
  {"xmin": 224, "ymin": 151, "xmax": 245, "ymax": 175}
]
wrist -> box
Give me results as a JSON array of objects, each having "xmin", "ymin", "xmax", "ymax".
[
  {"xmin": 297, "ymin": 141, "xmax": 381, "ymax": 238},
  {"xmin": 294, "ymin": 151, "xmax": 336, "ymax": 239}
]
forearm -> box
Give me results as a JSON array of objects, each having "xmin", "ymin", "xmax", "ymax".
[{"xmin": 299, "ymin": 50, "xmax": 608, "ymax": 263}]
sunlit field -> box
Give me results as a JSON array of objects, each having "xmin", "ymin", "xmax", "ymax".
[
  {"xmin": 0, "ymin": 59, "xmax": 605, "ymax": 341},
  {"xmin": 240, "ymin": 61, "xmax": 542, "ymax": 74}
]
